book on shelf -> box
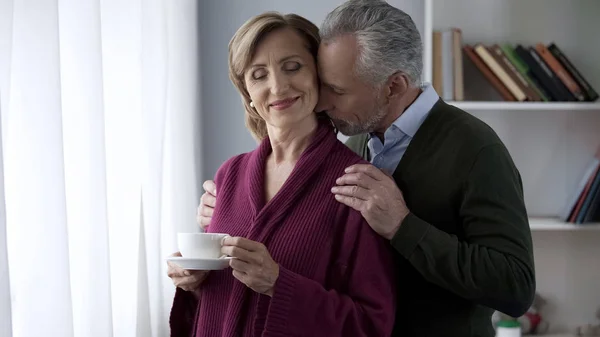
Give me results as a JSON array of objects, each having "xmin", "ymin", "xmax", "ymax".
[
  {"xmin": 535, "ymin": 43, "xmax": 586, "ymax": 101},
  {"xmin": 561, "ymin": 146, "xmax": 600, "ymax": 224},
  {"xmin": 491, "ymin": 44, "xmax": 542, "ymax": 102},
  {"xmin": 500, "ymin": 44, "xmax": 550, "ymax": 101},
  {"xmin": 432, "ymin": 29, "xmax": 599, "ymax": 102},
  {"xmin": 547, "ymin": 43, "xmax": 599, "ymax": 102},
  {"xmin": 474, "ymin": 44, "xmax": 528, "ymax": 102},
  {"xmin": 432, "ymin": 28, "xmax": 464, "ymax": 101}
]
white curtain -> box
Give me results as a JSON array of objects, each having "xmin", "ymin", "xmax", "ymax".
[{"xmin": 0, "ymin": 0, "xmax": 202, "ymax": 336}]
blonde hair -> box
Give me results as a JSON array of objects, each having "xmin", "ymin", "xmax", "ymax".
[{"xmin": 228, "ymin": 12, "xmax": 320, "ymax": 141}]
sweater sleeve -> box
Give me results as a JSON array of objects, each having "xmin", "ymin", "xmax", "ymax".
[
  {"xmin": 262, "ymin": 208, "xmax": 397, "ymax": 337},
  {"xmin": 168, "ymin": 288, "xmax": 200, "ymax": 337},
  {"xmin": 391, "ymin": 143, "xmax": 536, "ymax": 317}
]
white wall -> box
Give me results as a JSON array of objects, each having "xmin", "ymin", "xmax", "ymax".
[
  {"xmin": 199, "ymin": 0, "xmax": 425, "ymax": 181},
  {"xmin": 532, "ymin": 230, "xmax": 600, "ymax": 333}
]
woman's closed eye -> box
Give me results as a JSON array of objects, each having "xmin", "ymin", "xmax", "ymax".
[
  {"xmin": 250, "ymin": 62, "xmax": 302, "ymax": 81},
  {"xmin": 283, "ymin": 61, "xmax": 301, "ymax": 72},
  {"xmin": 252, "ymin": 69, "xmax": 267, "ymax": 80}
]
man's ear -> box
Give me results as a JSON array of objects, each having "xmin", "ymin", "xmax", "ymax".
[{"xmin": 386, "ymin": 72, "xmax": 409, "ymax": 99}]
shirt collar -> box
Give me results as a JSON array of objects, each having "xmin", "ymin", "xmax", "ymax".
[{"xmin": 388, "ymin": 83, "xmax": 439, "ymax": 138}]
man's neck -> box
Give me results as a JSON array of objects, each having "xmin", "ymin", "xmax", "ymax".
[{"xmin": 373, "ymin": 86, "xmax": 422, "ymax": 140}]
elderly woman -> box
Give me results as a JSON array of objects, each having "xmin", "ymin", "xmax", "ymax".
[{"xmin": 168, "ymin": 12, "xmax": 397, "ymax": 337}]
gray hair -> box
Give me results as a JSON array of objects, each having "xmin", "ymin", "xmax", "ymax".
[{"xmin": 320, "ymin": 0, "xmax": 423, "ymax": 87}]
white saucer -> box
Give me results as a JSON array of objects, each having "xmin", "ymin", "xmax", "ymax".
[{"xmin": 166, "ymin": 256, "xmax": 234, "ymax": 270}]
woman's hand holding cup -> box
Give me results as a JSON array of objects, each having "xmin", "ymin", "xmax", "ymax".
[
  {"xmin": 221, "ymin": 236, "xmax": 279, "ymax": 297},
  {"xmin": 167, "ymin": 233, "xmax": 228, "ymax": 293},
  {"xmin": 167, "ymin": 252, "xmax": 209, "ymax": 292}
]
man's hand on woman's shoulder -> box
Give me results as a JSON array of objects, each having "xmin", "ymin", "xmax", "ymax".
[
  {"xmin": 331, "ymin": 164, "xmax": 410, "ymax": 241},
  {"xmin": 199, "ymin": 166, "xmax": 412, "ymax": 242}
]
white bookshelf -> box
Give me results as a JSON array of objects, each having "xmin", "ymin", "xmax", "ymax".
[
  {"xmin": 447, "ymin": 101, "xmax": 600, "ymax": 111},
  {"xmin": 425, "ymin": 0, "xmax": 600, "ymax": 334},
  {"xmin": 530, "ymin": 217, "xmax": 600, "ymax": 231}
]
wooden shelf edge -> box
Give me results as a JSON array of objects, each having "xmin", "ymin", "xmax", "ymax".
[
  {"xmin": 447, "ymin": 101, "xmax": 600, "ymax": 111},
  {"xmin": 529, "ymin": 217, "xmax": 600, "ymax": 231}
]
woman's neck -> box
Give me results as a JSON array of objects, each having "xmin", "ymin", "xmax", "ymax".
[{"xmin": 266, "ymin": 115, "xmax": 318, "ymax": 165}]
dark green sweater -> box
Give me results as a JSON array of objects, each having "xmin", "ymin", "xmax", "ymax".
[{"xmin": 345, "ymin": 99, "xmax": 535, "ymax": 337}]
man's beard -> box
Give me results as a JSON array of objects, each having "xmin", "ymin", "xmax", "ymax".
[{"xmin": 330, "ymin": 103, "xmax": 388, "ymax": 136}]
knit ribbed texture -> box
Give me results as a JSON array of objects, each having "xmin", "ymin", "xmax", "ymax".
[{"xmin": 169, "ymin": 121, "xmax": 397, "ymax": 337}]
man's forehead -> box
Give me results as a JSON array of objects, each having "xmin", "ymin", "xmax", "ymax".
[{"xmin": 318, "ymin": 36, "xmax": 358, "ymax": 85}]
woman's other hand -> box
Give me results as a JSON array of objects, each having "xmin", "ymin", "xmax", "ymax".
[
  {"xmin": 167, "ymin": 252, "xmax": 209, "ymax": 292},
  {"xmin": 197, "ymin": 180, "xmax": 217, "ymax": 231},
  {"xmin": 221, "ymin": 237, "xmax": 279, "ymax": 297}
]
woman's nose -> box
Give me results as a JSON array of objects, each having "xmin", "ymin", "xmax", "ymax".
[{"xmin": 270, "ymin": 73, "xmax": 290, "ymax": 95}]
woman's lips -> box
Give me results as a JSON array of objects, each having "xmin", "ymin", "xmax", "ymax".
[{"xmin": 270, "ymin": 97, "xmax": 299, "ymax": 110}]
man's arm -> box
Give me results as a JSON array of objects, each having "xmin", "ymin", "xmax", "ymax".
[
  {"xmin": 332, "ymin": 143, "xmax": 535, "ymax": 317},
  {"xmin": 391, "ymin": 143, "xmax": 535, "ymax": 317}
]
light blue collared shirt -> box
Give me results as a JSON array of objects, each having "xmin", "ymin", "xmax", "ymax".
[{"xmin": 368, "ymin": 83, "xmax": 439, "ymax": 174}]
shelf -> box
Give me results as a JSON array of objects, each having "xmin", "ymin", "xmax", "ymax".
[
  {"xmin": 447, "ymin": 101, "xmax": 600, "ymax": 111},
  {"xmin": 529, "ymin": 217, "xmax": 600, "ymax": 231}
]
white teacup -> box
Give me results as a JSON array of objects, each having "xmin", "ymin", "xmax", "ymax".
[{"xmin": 177, "ymin": 232, "xmax": 229, "ymax": 259}]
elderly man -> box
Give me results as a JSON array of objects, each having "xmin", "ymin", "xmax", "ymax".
[{"xmin": 196, "ymin": 1, "xmax": 535, "ymax": 336}]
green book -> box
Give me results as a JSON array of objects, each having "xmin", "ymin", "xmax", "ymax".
[{"xmin": 501, "ymin": 44, "xmax": 550, "ymax": 101}]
